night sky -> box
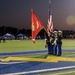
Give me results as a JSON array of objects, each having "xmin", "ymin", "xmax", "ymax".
[{"xmin": 0, "ymin": 0, "xmax": 75, "ymax": 30}]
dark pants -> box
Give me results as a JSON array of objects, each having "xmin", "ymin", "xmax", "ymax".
[
  {"xmin": 50, "ymin": 43, "xmax": 54, "ymax": 54},
  {"xmin": 57, "ymin": 44, "xmax": 62, "ymax": 56},
  {"xmin": 53, "ymin": 44, "xmax": 57, "ymax": 55},
  {"xmin": 48, "ymin": 43, "xmax": 55, "ymax": 55},
  {"xmin": 47, "ymin": 42, "xmax": 51, "ymax": 54}
]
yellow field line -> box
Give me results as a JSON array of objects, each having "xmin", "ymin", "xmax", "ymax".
[{"xmin": 0, "ymin": 56, "xmax": 75, "ymax": 62}]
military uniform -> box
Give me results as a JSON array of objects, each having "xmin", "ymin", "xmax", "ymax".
[
  {"xmin": 50, "ymin": 32, "xmax": 55, "ymax": 55},
  {"xmin": 45, "ymin": 35, "xmax": 51, "ymax": 54},
  {"xmin": 57, "ymin": 31, "xmax": 62, "ymax": 56},
  {"xmin": 45, "ymin": 32, "xmax": 56, "ymax": 55},
  {"xmin": 53, "ymin": 31, "xmax": 58, "ymax": 55}
]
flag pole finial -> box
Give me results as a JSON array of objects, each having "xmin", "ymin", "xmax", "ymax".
[
  {"xmin": 49, "ymin": 0, "xmax": 51, "ymax": 3},
  {"xmin": 31, "ymin": 9, "xmax": 33, "ymax": 12}
]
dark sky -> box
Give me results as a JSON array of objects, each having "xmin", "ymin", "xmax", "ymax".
[{"xmin": 0, "ymin": 0, "xmax": 75, "ymax": 30}]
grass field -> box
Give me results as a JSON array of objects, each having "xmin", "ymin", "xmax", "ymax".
[
  {"xmin": 0, "ymin": 39, "xmax": 75, "ymax": 58},
  {"xmin": 0, "ymin": 39, "xmax": 75, "ymax": 75},
  {"xmin": 0, "ymin": 39, "xmax": 75, "ymax": 52},
  {"xmin": 0, "ymin": 40, "xmax": 45, "ymax": 52}
]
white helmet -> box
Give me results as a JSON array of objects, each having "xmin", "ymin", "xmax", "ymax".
[
  {"xmin": 53, "ymin": 31, "xmax": 57, "ymax": 33},
  {"xmin": 58, "ymin": 30, "xmax": 62, "ymax": 33}
]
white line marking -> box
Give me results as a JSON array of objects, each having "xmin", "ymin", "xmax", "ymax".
[
  {"xmin": 0, "ymin": 62, "xmax": 26, "ymax": 64},
  {"xmin": 2, "ymin": 66, "xmax": 75, "ymax": 75},
  {"xmin": 49, "ymin": 71, "xmax": 75, "ymax": 75}
]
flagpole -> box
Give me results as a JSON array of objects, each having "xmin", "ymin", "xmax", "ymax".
[
  {"xmin": 43, "ymin": 27, "xmax": 48, "ymax": 34},
  {"xmin": 47, "ymin": 0, "xmax": 53, "ymax": 33}
]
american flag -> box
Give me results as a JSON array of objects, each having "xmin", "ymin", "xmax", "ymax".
[{"xmin": 47, "ymin": 0, "xmax": 53, "ymax": 33}]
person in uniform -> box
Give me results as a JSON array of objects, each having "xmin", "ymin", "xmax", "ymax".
[
  {"xmin": 50, "ymin": 32, "xmax": 55, "ymax": 55},
  {"xmin": 57, "ymin": 30, "xmax": 62, "ymax": 56},
  {"xmin": 53, "ymin": 31, "xmax": 58, "ymax": 55},
  {"xmin": 45, "ymin": 32, "xmax": 52, "ymax": 54}
]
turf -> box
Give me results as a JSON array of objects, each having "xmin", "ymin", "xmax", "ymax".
[
  {"xmin": 0, "ymin": 40, "xmax": 45, "ymax": 52},
  {"xmin": 0, "ymin": 39, "xmax": 75, "ymax": 75},
  {"xmin": 0, "ymin": 39, "xmax": 75, "ymax": 52},
  {"xmin": 62, "ymin": 39, "xmax": 75, "ymax": 49}
]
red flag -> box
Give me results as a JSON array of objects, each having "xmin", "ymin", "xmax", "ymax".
[
  {"xmin": 47, "ymin": 0, "xmax": 53, "ymax": 33},
  {"xmin": 31, "ymin": 9, "xmax": 44, "ymax": 44}
]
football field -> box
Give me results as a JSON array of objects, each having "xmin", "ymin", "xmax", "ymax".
[
  {"xmin": 0, "ymin": 39, "xmax": 75, "ymax": 52},
  {"xmin": 0, "ymin": 39, "xmax": 75, "ymax": 75}
]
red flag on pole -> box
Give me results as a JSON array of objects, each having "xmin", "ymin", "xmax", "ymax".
[
  {"xmin": 47, "ymin": 0, "xmax": 53, "ymax": 33},
  {"xmin": 31, "ymin": 9, "xmax": 44, "ymax": 44}
]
